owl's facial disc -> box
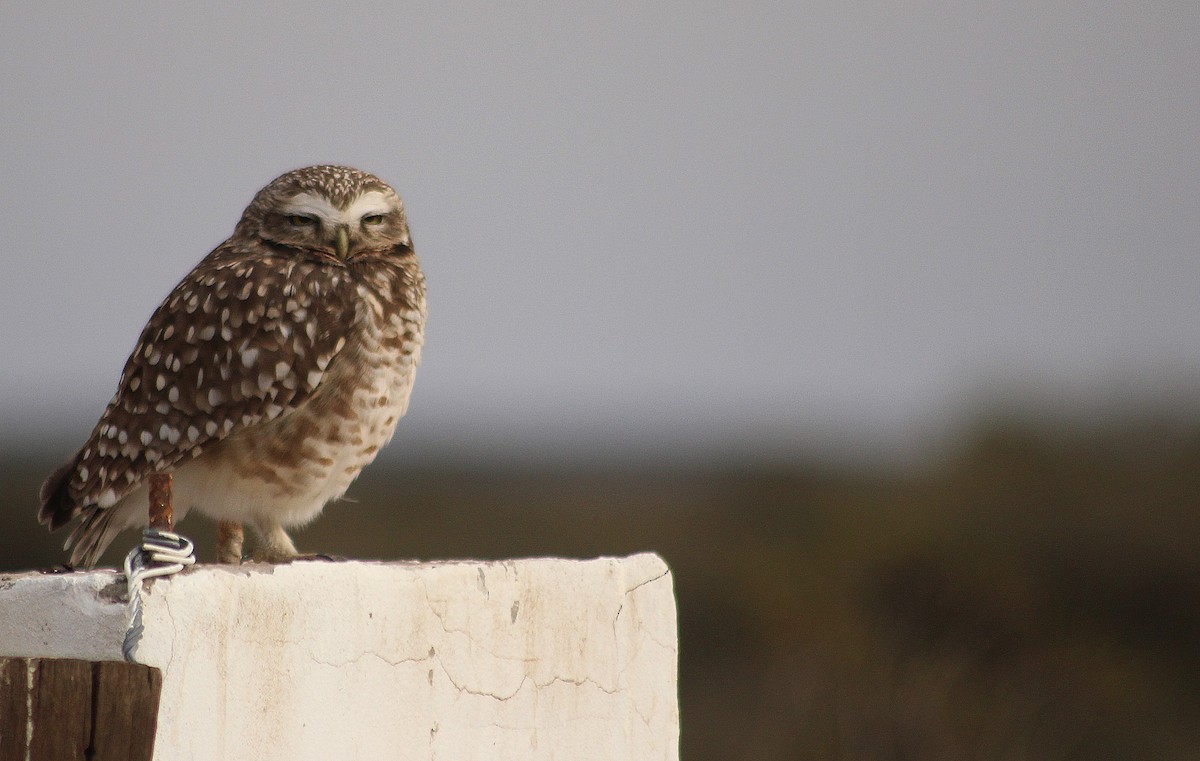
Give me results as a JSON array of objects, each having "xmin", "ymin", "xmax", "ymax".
[{"xmin": 273, "ymin": 190, "xmax": 406, "ymax": 259}]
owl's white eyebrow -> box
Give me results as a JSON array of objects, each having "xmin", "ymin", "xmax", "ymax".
[
  {"xmin": 283, "ymin": 191, "xmax": 393, "ymax": 224},
  {"xmin": 280, "ymin": 194, "xmax": 341, "ymax": 225},
  {"xmin": 344, "ymin": 191, "xmax": 393, "ymax": 220}
]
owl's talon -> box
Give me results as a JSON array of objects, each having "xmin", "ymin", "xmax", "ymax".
[
  {"xmin": 295, "ymin": 552, "xmax": 347, "ymax": 563},
  {"xmin": 249, "ymin": 548, "xmax": 300, "ymax": 564},
  {"xmin": 249, "ymin": 551, "xmax": 347, "ymax": 564}
]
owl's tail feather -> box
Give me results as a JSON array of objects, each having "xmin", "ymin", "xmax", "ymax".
[
  {"xmin": 66, "ymin": 508, "xmax": 120, "ymax": 568},
  {"xmin": 39, "ymin": 456, "xmax": 81, "ymax": 531},
  {"xmin": 40, "ymin": 454, "xmax": 124, "ymax": 567}
]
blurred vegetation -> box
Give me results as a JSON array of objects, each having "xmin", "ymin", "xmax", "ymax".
[{"xmin": 2, "ymin": 414, "xmax": 1198, "ymax": 760}]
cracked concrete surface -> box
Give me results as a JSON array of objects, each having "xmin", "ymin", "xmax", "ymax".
[{"xmin": 0, "ymin": 554, "xmax": 678, "ymax": 761}]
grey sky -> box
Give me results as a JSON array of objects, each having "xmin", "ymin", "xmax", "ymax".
[{"xmin": 2, "ymin": 2, "xmax": 1197, "ymax": 462}]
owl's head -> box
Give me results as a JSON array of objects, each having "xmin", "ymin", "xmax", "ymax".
[{"xmin": 237, "ymin": 165, "xmax": 412, "ymax": 261}]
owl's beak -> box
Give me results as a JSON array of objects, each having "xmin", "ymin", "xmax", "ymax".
[{"xmin": 334, "ymin": 225, "xmax": 350, "ymax": 259}]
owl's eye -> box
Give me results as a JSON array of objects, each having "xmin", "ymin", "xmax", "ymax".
[
  {"xmin": 362, "ymin": 214, "xmax": 385, "ymax": 226},
  {"xmin": 287, "ymin": 214, "xmax": 317, "ymax": 227}
]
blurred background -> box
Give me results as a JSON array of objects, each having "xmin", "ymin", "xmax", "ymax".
[{"xmin": 2, "ymin": 2, "xmax": 1198, "ymax": 759}]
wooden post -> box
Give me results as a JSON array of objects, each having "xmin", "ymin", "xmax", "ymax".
[
  {"xmin": 0, "ymin": 657, "xmax": 161, "ymax": 761},
  {"xmin": 147, "ymin": 473, "xmax": 173, "ymax": 532}
]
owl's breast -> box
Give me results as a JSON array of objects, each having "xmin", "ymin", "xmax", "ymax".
[
  {"xmin": 282, "ymin": 273, "xmax": 425, "ymax": 500},
  {"xmin": 192, "ymin": 261, "xmax": 425, "ymax": 519},
  {"xmin": 295, "ymin": 277, "xmax": 424, "ymax": 504},
  {"xmin": 322, "ymin": 280, "xmax": 424, "ymax": 448}
]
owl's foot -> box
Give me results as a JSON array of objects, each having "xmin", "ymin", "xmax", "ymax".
[
  {"xmin": 249, "ymin": 547, "xmax": 298, "ymax": 563},
  {"xmin": 244, "ymin": 522, "xmax": 302, "ymax": 564},
  {"xmin": 293, "ymin": 552, "xmax": 347, "ymax": 562},
  {"xmin": 247, "ymin": 550, "xmax": 346, "ymax": 564}
]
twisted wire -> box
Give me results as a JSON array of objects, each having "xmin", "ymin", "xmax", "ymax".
[{"xmin": 122, "ymin": 529, "xmax": 195, "ymax": 662}]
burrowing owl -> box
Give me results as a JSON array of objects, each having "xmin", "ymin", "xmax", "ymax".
[{"xmin": 39, "ymin": 165, "xmax": 426, "ymax": 566}]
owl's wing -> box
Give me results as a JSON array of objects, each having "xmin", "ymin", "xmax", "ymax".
[{"xmin": 39, "ymin": 251, "xmax": 354, "ymax": 531}]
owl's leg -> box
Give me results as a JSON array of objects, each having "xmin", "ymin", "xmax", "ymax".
[
  {"xmin": 250, "ymin": 521, "xmax": 299, "ymax": 563},
  {"xmin": 215, "ymin": 521, "xmax": 244, "ymax": 564}
]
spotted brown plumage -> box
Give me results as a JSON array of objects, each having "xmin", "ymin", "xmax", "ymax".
[{"xmin": 40, "ymin": 165, "xmax": 426, "ymax": 566}]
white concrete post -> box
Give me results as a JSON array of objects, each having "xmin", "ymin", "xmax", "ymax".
[{"xmin": 0, "ymin": 553, "xmax": 678, "ymax": 761}]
